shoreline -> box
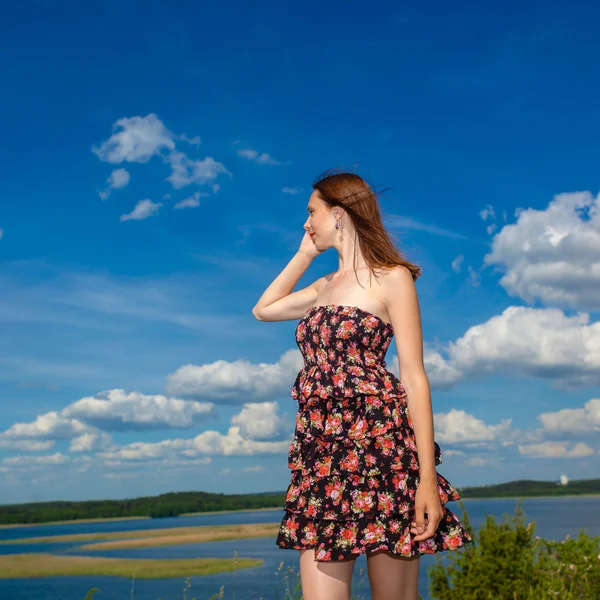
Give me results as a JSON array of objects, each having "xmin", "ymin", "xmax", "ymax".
[{"xmin": 2, "ymin": 493, "xmax": 599, "ymax": 529}]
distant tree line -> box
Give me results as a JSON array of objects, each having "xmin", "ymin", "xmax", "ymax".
[
  {"xmin": 0, "ymin": 490, "xmax": 286, "ymax": 525},
  {"xmin": 456, "ymin": 478, "xmax": 600, "ymax": 498},
  {"xmin": 1, "ymin": 479, "xmax": 598, "ymax": 526}
]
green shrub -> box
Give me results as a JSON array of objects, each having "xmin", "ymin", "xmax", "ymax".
[{"xmin": 429, "ymin": 500, "xmax": 600, "ymax": 600}]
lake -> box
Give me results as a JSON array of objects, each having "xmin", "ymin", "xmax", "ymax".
[{"xmin": 1, "ymin": 496, "xmax": 598, "ymax": 600}]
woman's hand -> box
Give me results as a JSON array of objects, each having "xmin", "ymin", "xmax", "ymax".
[
  {"xmin": 297, "ymin": 231, "xmax": 323, "ymax": 260},
  {"xmin": 410, "ymin": 479, "xmax": 443, "ymax": 542}
]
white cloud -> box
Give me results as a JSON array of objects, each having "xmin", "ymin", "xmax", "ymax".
[
  {"xmin": 537, "ymin": 398, "xmax": 600, "ymax": 435},
  {"xmin": 390, "ymin": 306, "xmax": 600, "ymax": 389},
  {"xmin": 486, "ymin": 223, "xmax": 497, "ymax": 235},
  {"xmin": 109, "ymin": 168, "xmax": 130, "ymax": 188},
  {"xmin": 3, "ymin": 452, "xmax": 70, "ymax": 467},
  {"xmin": 174, "ymin": 192, "xmax": 203, "ymax": 210},
  {"xmin": 282, "ymin": 187, "xmax": 302, "ymax": 195},
  {"xmin": 230, "ymin": 402, "xmax": 288, "ymax": 440},
  {"xmin": 0, "ymin": 440, "xmax": 55, "ymax": 451},
  {"xmin": 165, "ymin": 349, "xmax": 303, "ymax": 404},
  {"xmin": 468, "ymin": 265, "xmax": 482, "ymax": 287},
  {"xmin": 0, "ymin": 390, "xmax": 216, "ymax": 454},
  {"xmin": 98, "ymin": 168, "xmax": 131, "ymax": 200},
  {"xmin": 69, "ymin": 432, "xmax": 114, "ymax": 453},
  {"xmin": 447, "ymin": 306, "xmax": 600, "ymax": 387},
  {"xmin": 98, "ymin": 426, "xmax": 290, "ymax": 461},
  {"xmin": 434, "ymin": 409, "xmax": 512, "ymax": 445},
  {"xmin": 484, "ymin": 191, "xmax": 600, "ymax": 310},
  {"xmin": 243, "ymin": 465, "xmax": 266, "ymax": 473},
  {"xmin": 0, "ymin": 412, "xmax": 92, "ymax": 441},
  {"xmin": 93, "ymin": 114, "xmax": 228, "ymax": 191},
  {"xmin": 166, "ymin": 152, "xmax": 229, "ymax": 189},
  {"xmin": 236, "ymin": 147, "xmax": 281, "ymax": 165},
  {"xmin": 451, "ymin": 255, "xmax": 464, "ymax": 273},
  {"xmin": 92, "ymin": 114, "xmax": 176, "ymax": 163},
  {"xmin": 480, "ymin": 205, "xmax": 496, "ymax": 221},
  {"xmin": 517, "ymin": 441, "xmax": 596, "ymax": 458},
  {"xmin": 62, "ymin": 389, "xmax": 215, "ymax": 431},
  {"xmin": 120, "ymin": 199, "xmax": 162, "ymax": 221},
  {"xmin": 179, "ymin": 134, "xmax": 201, "ymax": 147},
  {"xmin": 387, "ymin": 216, "xmax": 468, "ymax": 240}
]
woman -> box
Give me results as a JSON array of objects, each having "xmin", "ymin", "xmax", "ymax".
[{"xmin": 252, "ymin": 170, "xmax": 471, "ymax": 600}]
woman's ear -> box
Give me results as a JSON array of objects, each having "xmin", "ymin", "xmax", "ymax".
[{"xmin": 332, "ymin": 207, "xmax": 344, "ymax": 222}]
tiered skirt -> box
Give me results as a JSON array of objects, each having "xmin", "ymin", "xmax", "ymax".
[{"xmin": 276, "ymin": 362, "xmax": 473, "ymax": 561}]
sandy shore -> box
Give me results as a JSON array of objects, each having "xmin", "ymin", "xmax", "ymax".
[{"xmin": 1, "ymin": 522, "xmax": 281, "ymax": 550}]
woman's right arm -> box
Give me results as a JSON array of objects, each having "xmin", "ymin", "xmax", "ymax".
[{"xmin": 252, "ymin": 233, "xmax": 326, "ymax": 322}]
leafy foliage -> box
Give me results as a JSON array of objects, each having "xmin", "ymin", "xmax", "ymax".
[{"xmin": 429, "ymin": 500, "xmax": 600, "ymax": 600}]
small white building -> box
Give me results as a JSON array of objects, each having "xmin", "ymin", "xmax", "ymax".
[{"xmin": 560, "ymin": 474, "xmax": 569, "ymax": 486}]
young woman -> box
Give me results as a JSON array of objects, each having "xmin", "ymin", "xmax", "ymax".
[{"xmin": 252, "ymin": 170, "xmax": 471, "ymax": 600}]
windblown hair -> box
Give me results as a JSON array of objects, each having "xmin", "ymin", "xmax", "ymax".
[{"xmin": 312, "ymin": 169, "xmax": 421, "ymax": 281}]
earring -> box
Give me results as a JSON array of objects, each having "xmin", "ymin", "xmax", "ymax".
[{"xmin": 335, "ymin": 221, "xmax": 340, "ymax": 229}]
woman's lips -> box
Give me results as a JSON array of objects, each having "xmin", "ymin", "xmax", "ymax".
[{"xmin": 310, "ymin": 233, "xmax": 315, "ymax": 238}]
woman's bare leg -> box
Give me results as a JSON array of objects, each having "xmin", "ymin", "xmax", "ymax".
[
  {"xmin": 366, "ymin": 550, "xmax": 420, "ymax": 600},
  {"xmin": 299, "ymin": 548, "xmax": 357, "ymax": 600}
]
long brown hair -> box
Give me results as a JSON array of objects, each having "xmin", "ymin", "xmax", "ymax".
[{"xmin": 312, "ymin": 169, "xmax": 421, "ymax": 281}]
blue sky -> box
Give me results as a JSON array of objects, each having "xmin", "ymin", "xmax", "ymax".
[{"xmin": 1, "ymin": 0, "xmax": 599, "ymax": 504}]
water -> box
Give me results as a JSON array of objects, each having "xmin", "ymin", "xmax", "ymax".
[{"xmin": 0, "ymin": 496, "xmax": 598, "ymax": 600}]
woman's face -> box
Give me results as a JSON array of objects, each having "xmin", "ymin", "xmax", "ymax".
[{"xmin": 304, "ymin": 191, "xmax": 337, "ymax": 248}]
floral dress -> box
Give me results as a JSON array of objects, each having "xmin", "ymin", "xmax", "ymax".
[{"xmin": 275, "ymin": 304, "xmax": 472, "ymax": 562}]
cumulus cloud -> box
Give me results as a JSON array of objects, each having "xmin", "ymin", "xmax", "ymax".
[
  {"xmin": 165, "ymin": 349, "xmax": 304, "ymax": 404},
  {"xmin": 62, "ymin": 389, "xmax": 215, "ymax": 431},
  {"xmin": 98, "ymin": 168, "xmax": 131, "ymax": 200},
  {"xmin": 388, "ymin": 347, "xmax": 462, "ymax": 390},
  {"xmin": 389, "ymin": 306, "xmax": 600, "ymax": 390},
  {"xmin": 93, "ymin": 114, "xmax": 229, "ymax": 191},
  {"xmin": 230, "ymin": 402, "xmax": 288, "ymax": 440},
  {"xmin": 434, "ymin": 409, "xmax": 512, "ymax": 445},
  {"xmin": 166, "ymin": 152, "xmax": 229, "ymax": 189},
  {"xmin": 0, "ymin": 440, "xmax": 55, "ymax": 451},
  {"xmin": 92, "ymin": 114, "xmax": 176, "ymax": 163},
  {"xmin": 484, "ymin": 191, "xmax": 600, "ymax": 310},
  {"xmin": 69, "ymin": 432, "xmax": 115, "ymax": 453},
  {"xmin": 447, "ymin": 306, "xmax": 600, "ymax": 388},
  {"xmin": 537, "ymin": 398, "xmax": 600, "ymax": 436},
  {"xmin": 120, "ymin": 199, "xmax": 162, "ymax": 221},
  {"xmin": 99, "ymin": 426, "xmax": 290, "ymax": 462},
  {"xmin": 517, "ymin": 441, "xmax": 596, "ymax": 458},
  {"xmin": 0, "ymin": 411, "xmax": 92, "ymax": 441},
  {"xmin": 0, "ymin": 389, "xmax": 217, "ymax": 456}
]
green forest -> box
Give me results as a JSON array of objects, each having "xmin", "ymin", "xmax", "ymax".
[{"xmin": 1, "ymin": 479, "xmax": 598, "ymax": 526}]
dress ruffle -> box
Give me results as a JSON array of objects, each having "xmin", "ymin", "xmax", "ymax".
[{"xmin": 276, "ymin": 305, "xmax": 473, "ymax": 561}]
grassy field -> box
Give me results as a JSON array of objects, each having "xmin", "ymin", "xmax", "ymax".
[
  {"xmin": 0, "ymin": 553, "xmax": 263, "ymax": 579},
  {"xmin": 0, "ymin": 515, "xmax": 150, "ymax": 530},
  {"xmin": 1, "ymin": 522, "xmax": 281, "ymax": 550}
]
